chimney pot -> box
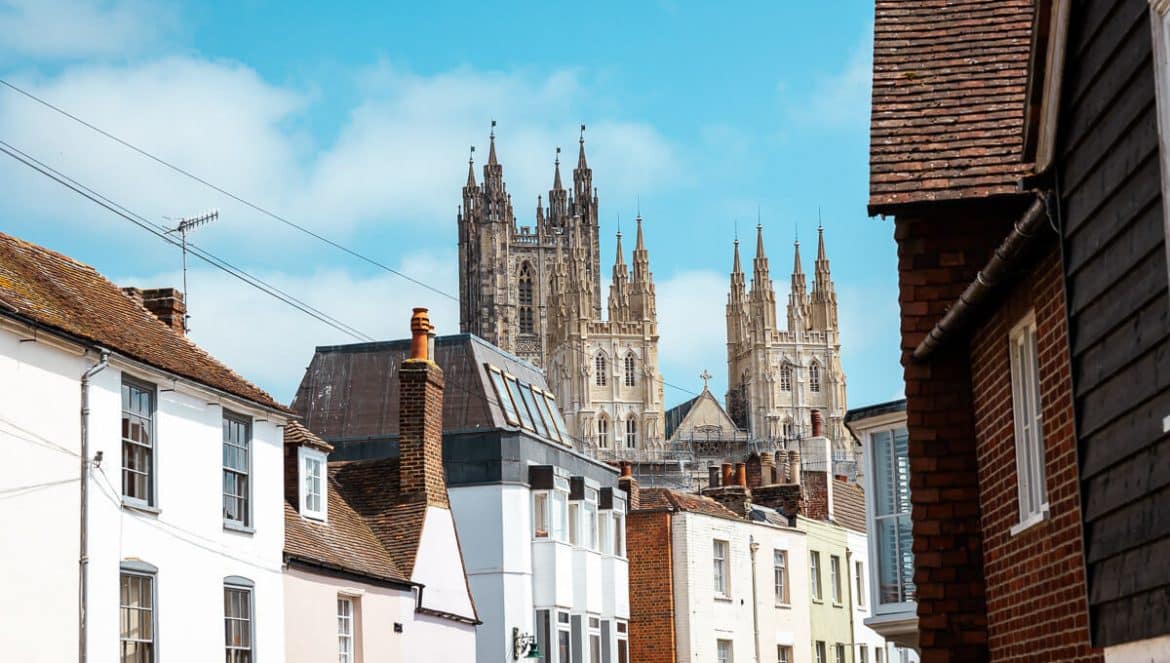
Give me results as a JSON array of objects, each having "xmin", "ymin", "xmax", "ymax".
[
  {"xmin": 789, "ymin": 450, "xmax": 802, "ymax": 482},
  {"xmin": 811, "ymin": 409, "xmax": 824, "ymax": 437},
  {"xmin": 735, "ymin": 462, "xmax": 747, "ymax": 488},
  {"xmin": 410, "ymin": 307, "xmax": 433, "ymax": 361},
  {"xmin": 721, "ymin": 463, "xmax": 733, "ymax": 487},
  {"xmin": 399, "ymin": 308, "xmax": 448, "ymax": 507}
]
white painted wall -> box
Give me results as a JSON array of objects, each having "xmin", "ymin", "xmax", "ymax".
[
  {"xmin": 671, "ymin": 511, "xmax": 811, "ymax": 663},
  {"xmin": 849, "ymin": 530, "xmax": 899, "ymax": 662},
  {"xmin": 0, "ymin": 325, "xmax": 289, "ymax": 663}
]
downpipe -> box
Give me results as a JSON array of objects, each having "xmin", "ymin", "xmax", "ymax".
[{"xmin": 80, "ymin": 348, "xmax": 110, "ymax": 663}]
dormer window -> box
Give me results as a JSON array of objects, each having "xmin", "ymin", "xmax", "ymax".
[{"xmin": 299, "ymin": 446, "xmax": 327, "ymax": 521}]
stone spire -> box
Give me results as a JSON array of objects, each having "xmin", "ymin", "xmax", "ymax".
[
  {"xmin": 465, "ymin": 149, "xmax": 476, "ymax": 188},
  {"xmin": 484, "ymin": 121, "xmax": 504, "ymax": 194},
  {"xmin": 787, "ymin": 235, "xmax": 809, "ymax": 331},
  {"xmin": 727, "ymin": 237, "xmax": 749, "ymax": 347},
  {"xmin": 809, "ymin": 224, "xmax": 838, "ymax": 331},
  {"xmin": 628, "ymin": 215, "xmax": 657, "ymax": 322},
  {"xmin": 749, "ymin": 224, "xmax": 778, "ymax": 334},
  {"xmin": 573, "ymin": 124, "xmax": 592, "ymax": 203},
  {"xmin": 608, "ymin": 230, "xmax": 630, "ymax": 322},
  {"xmin": 549, "ymin": 146, "xmax": 568, "ymax": 226}
]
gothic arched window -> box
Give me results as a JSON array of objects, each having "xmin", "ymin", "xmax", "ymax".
[
  {"xmin": 625, "ymin": 417, "xmax": 637, "ymax": 448},
  {"xmin": 597, "ymin": 416, "xmax": 610, "ymax": 447},
  {"xmin": 595, "ymin": 353, "xmax": 608, "ymax": 387},
  {"xmin": 782, "ymin": 418, "xmax": 794, "ymax": 439},
  {"xmin": 518, "ymin": 263, "xmax": 534, "ymax": 335},
  {"xmin": 809, "ymin": 361, "xmax": 822, "ymax": 393},
  {"xmin": 780, "ymin": 363, "xmax": 793, "ymax": 391},
  {"xmin": 624, "ymin": 352, "xmax": 636, "ymax": 387}
]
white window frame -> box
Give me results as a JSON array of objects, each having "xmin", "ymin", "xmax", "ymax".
[
  {"xmin": 810, "ymin": 551, "xmax": 823, "ymax": 602},
  {"xmin": 815, "ymin": 641, "xmax": 826, "ymax": 663},
  {"xmin": 855, "ymin": 560, "xmax": 866, "ymax": 608},
  {"xmin": 224, "ymin": 580, "xmax": 254, "ymax": 663},
  {"xmin": 569, "ymin": 500, "xmax": 581, "ymax": 546},
  {"xmin": 584, "ymin": 486, "xmax": 600, "ymax": 550},
  {"xmin": 612, "ymin": 497, "xmax": 626, "ymax": 557},
  {"xmin": 859, "ymin": 419, "xmax": 915, "ymax": 614},
  {"xmin": 777, "ymin": 645, "xmax": 793, "ymax": 663},
  {"xmin": 830, "ymin": 555, "xmax": 842, "ymax": 604},
  {"xmin": 533, "ymin": 491, "xmax": 550, "ymax": 539},
  {"xmin": 860, "ymin": 645, "xmax": 869, "ymax": 663},
  {"xmin": 616, "ymin": 621, "xmax": 629, "ymax": 663},
  {"xmin": 713, "ymin": 539, "xmax": 730, "ymax": 598},
  {"xmin": 299, "ymin": 446, "xmax": 328, "ymax": 521},
  {"xmin": 773, "ymin": 549, "xmax": 789, "ymax": 606},
  {"xmin": 556, "ymin": 611, "xmax": 572, "ymax": 663},
  {"xmin": 338, "ymin": 596, "xmax": 355, "ymax": 663},
  {"xmin": 120, "ymin": 565, "xmax": 157, "ymax": 662},
  {"xmin": 588, "ymin": 615, "xmax": 601, "ymax": 663},
  {"xmin": 222, "ymin": 411, "xmax": 252, "ymax": 530},
  {"xmin": 835, "ymin": 643, "xmax": 846, "ymax": 663},
  {"xmin": 717, "ymin": 638, "xmax": 734, "ymax": 663},
  {"xmin": 121, "ymin": 376, "xmax": 157, "ymax": 508},
  {"xmin": 1008, "ymin": 311, "xmax": 1049, "ymax": 534}
]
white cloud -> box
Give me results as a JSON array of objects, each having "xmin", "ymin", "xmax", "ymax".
[
  {"xmin": 786, "ymin": 32, "xmax": 873, "ymax": 129},
  {"xmin": 0, "ymin": 0, "xmax": 177, "ymax": 60},
  {"xmin": 655, "ymin": 269, "xmax": 729, "ymax": 402},
  {"xmin": 119, "ymin": 249, "xmax": 460, "ymax": 404}
]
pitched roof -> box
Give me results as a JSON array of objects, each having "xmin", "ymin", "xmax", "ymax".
[
  {"xmin": 637, "ymin": 487, "xmax": 741, "ymax": 521},
  {"xmin": 868, "ymin": 0, "xmax": 1036, "ymax": 214},
  {"xmin": 330, "ymin": 457, "xmax": 431, "ymax": 578},
  {"xmin": 0, "ymin": 232, "xmax": 284, "ymax": 411},
  {"xmin": 832, "ymin": 480, "xmax": 868, "ymax": 534}
]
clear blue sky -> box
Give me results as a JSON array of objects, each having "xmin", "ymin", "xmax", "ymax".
[{"xmin": 0, "ymin": 0, "xmax": 901, "ymax": 408}]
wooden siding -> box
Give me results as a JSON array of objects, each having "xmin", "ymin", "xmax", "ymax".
[{"xmin": 1058, "ymin": 0, "xmax": 1170, "ymax": 647}]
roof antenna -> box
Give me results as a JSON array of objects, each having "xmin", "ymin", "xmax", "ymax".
[
  {"xmin": 164, "ymin": 209, "xmax": 219, "ymax": 334},
  {"xmin": 617, "ymin": 212, "xmax": 622, "ymax": 235},
  {"xmin": 818, "ymin": 205, "xmax": 823, "ymax": 230},
  {"xmin": 757, "ymin": 205, "xmax": 762, "ymax": 231},
  {"xmin": 636, "ymin": 195, "xmax": 641, "ymax": 219},
  {"xmin": 734, "ymin": 218, "xmax": 738, "ymax": 242}
]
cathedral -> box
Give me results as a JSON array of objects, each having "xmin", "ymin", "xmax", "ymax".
[
  {"xmin": 725, "ymin": 224, "xmax": 850, "ymax": 462},
  {"xmin": 457, "ymin": 125, "xmax": 665, "ymax": 454}
]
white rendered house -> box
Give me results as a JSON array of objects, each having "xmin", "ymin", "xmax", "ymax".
[{"xmin": 0, "ymin": 232, "xmax": 292, "ymax": 663}]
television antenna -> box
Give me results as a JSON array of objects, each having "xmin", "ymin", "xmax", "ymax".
[{"xmin": 165, "ymin": 209, "xmax": 218, "ymax": 333}]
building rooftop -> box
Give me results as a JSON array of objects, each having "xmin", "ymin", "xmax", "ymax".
[
  {"xmin": 868, "ymin": 0, "xmax": 1036, "ymax": 214},
  {"xmin": 832, "ymin": 480, "xmax": 868, "ymax": 535},
  {"xmin": 637, "ymin": 487, "xmax": 741, "ymax": 521},
  {"xmin": 0, "ymin": 231, "xmax": 284, "ymax": 411}
]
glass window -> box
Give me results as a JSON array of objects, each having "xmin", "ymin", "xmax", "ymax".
[
  {"xmin": 534, "ymin": 390, "xmax": 564, "ymax": 443},
  {"xmin": 506, "ymin": 375, "xmax": 536, "ymax": 431},
  {"xmin": 533, "ymin": 492, "xmax": 549, "ymax": 538},
  {"xmin": 519, "ymin": 263, "xmax": 535, "ymax": 335},
  {"xmin": 625, "ymin": 418, "xmax": 637, "ymax": 448},
  {"xmin": 1009, "ymin": 312, "xmax": 1048, "ymax": 525},
  {"xmin": 624, "ymin": 353, "xmax": 636, "ymax": 387},
  {"xmin": 831, "ymin": 555, "xmax": 842, "ymax": 604},
  {"xmin": 717, "ymin": 639, "xmax": 733, "ymax": 663},
  {"xmin": 519, "ymin": 383, "xmax": 550, "ymax": 438},
  {"xmin": 121, "ymin": 378, "xmax": 155, "ymax": 505},
  {"xmin": 876, "ymin": 648, "xmax": 884, "ymax": 663},
  {"xmin": 301, "ymin": 447, "xmax": 327, "ymax": 520},
  {"xmin": 780, "ymin": 363, "xmax": 792, "ymax": 391},
  {"xmin": 551, "ymin": 489, "xmax": 567, "ymax": 541},
  {"xmin": 224, "ymin": 585, "xmax": 253, "ymax": 663},
  {"xmin": 597, "ymin": 417, "xmax": 610, "ymax": 448},
  {"xmin": 585, "ymin": 489, "xmax": 599, "ymax": 550},
  {"xmin": 809, "ymin": 362, "xmax": 821, "ymax": 392},
  {"xmin": 542, "ymin": 391, "xmax": 571, "ymax": 445},
  {"xmin": 873, "ymin": 426, "xmax": 914, "ymax": 605},
  {"xmin": 774, "ymin": 550, "xmax": 789, "ymax": 604},
  {"xmin": 487, "ymin": 367, "xmax": 522, "ymax": 426},
  {"xmin": 120, "ymin": 571, "xmax": 155, "ymax": 662},
  {"xmin": 617, "ymin": 620, "xmax": 629, "ymax": 663},
  {"xmin": 815, "ymin": 642, "xmax": 826, "ymax": 663},
  {"xmin": 713, "ymin": 540, "xmax": 729, "ymax": 596},
  {"xmin": 860, "ymin": 645, "xmax": 869, "ymax": 663},
  {"xmin": 810, "ymin": 551, "xmax": 822, "ymax": 601},
  {"xmin": 613, "ymin": 511, "xmax": 625, "ymax": 556},
  {"xmin": 777, "ymin": 646, "xmax": 793, "ymax": 663},
  {"xmin": 588, "ymin": 616, "xmax": 601, "ymax": 663},
  {"xmin": 595, "ymin": 353, "xmax": 607, "ymax": 387},
  {"xmin": 600, "ymin": 511, "xmax": 613, "ymax": 554},
  {"xmin": 835, "ymin": 644, "xmax": 846, "ymax": 663},
  {"xmin": 338, "ymin": 597, "xmax": 354, "ymax": 663},
  {"xmin": 855, "ymin": 560, "xmax": 866, "ymax": 607},
  {"xmin": 569, "ymin": 502, "xmax": 580, "ymax": 545},
  {"xmin": 558, "ymin": 612, "xmax": 572, "ymax": 663},
  {"xmin": 223, "ymin": 413, "xmax": 251, "ymax": 527}
]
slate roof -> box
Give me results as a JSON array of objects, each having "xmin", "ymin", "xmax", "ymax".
[
  {"xmin": 637, "ymin": 487, "xmax": 741, "ymax": 521},
  {"xmin": 832, "ymin": 480, "xmax": 868, "ymax": 534},
  {"xmin": 663, "ymin": 395, "xmax": 699, "ymax": 440},
  {"xmin": 293, "ymin": 334, "xmax": 550, "ymax": 441},
  {"xmin": 0, "ymin": 231, "xmax": 284, "ymax": 411},
  {"xmin": 868, "ymin": 0, "xmax": 1036, "ymax": 214},
  {"xmin": 282, "ymin": 422, "xmax": 423, "ymax": 585}
]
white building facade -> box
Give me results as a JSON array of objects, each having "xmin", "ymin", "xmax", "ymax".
[{"xmin": 0, "ymin": 235, "xmax": 291, "ymax": 663}]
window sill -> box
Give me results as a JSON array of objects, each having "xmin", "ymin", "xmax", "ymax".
[
  {"xmin": 775, "ymin": 602, "xmax": 791, "ymax": 609},
  {"xmin": 714, "ymin": 594, "xmax": 733, "ymax": 602},
  {"xmin": 223, "ymin": 521, "xmax": 255, "ymax": 535},
  {"xmin": 1009, "ymin": 505, "xmax": 1050, "ymax": 537},
  {"xmin": 811, "ymin": 598, "xmax": 824, "ymax": 605},
  {"xmin": 832, "ymin": 601, "xmax": 844, "ymax": 608},
  {"xmin": 122, "ymin": 500, "xmax": 160, "ymax": 516}
]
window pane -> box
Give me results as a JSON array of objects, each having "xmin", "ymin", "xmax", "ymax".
[
  {"xmin": 519, "ymin": 383, "xmax": 550, "ymax": 437},
  {"xmin": 506, "ymin": 376, "xmax": 536, "ymax": 431},
  {"xmin": 488, "ymin": 369, "xmax": 522, "ymax": 425}
]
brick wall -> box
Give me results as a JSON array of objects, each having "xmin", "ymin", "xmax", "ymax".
[
  {"xmin": 627, "ymin": 510, "xmax": 675, "ymax": 663},
  {"xmin": 968, "ymin": 247, "xmax": 1100, "ymax": 662},
  {"xmin": 398, "ymin": 360, "xmax": 449, "ymax": 507},
  {"xmin": 897, "ymin": 206, "xmax": 1019, "ymax": 663},
  {"xmin": 801, "ymin": 471, "xmax": 828, "ymax": 521}
]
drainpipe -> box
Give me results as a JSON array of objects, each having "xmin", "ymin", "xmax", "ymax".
[
  {"xmin": 80, "ymin": 348, "xmax": 110, "ymax": 663},
  {"xmin": 750, "ymin": 537, "xmax": 761, "ymax": 663}
]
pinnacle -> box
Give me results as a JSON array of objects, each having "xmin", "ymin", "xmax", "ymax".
[
  {"xmin": 732, "ymin": 239, "xmax": 742, "ymax": 274},
  {"xmin": 466, "ymin": 154, "xmax": 476, "ymax": 188},
  {"xmin": 755, "ymin": 224, "xmax": 766, "ymax": 260},
  {"xmin": 553, "ymin": 148, "xmax": 563, "ymax": 190},
  {"xmin": 615, "ymin": 231, "xmax": 626, "ymax": 265},
  {"xmin": 635, "ymin": 215, "xmax": 645, "ymax": 251},
  {"xmin": 488, "ymin": 127, "xmax": 498, "ymax": 166},
  {"xmin": 817, "ymin": 225, "xmax": 827, "ymax": 263},
  {"xmin": 793, "ymin": 239, "xmax": 803, "ymax": 275}
]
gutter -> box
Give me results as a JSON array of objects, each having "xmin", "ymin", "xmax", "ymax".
[
  {"xmin": 912, "ymin": 194, "xmax": 1051, "ymax": 361},
  {"xmin": 79, "ymin": 348, "xmax": 110, "ymax": 663}
]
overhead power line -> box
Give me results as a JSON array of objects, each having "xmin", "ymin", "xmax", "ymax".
[
  {"xmin": 0, "ymin": 77, "xmax": 456, "ymax": 302},
  {"xmin": 0, "ymin": 139, "xmax": 374, "ymax": 342}
]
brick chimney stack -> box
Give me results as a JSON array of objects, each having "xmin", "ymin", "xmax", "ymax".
[
  {"xmin": 618, "ymin": 461, "xmax": 639, "ymax": 510},
  {"xmin": 399, "ymin": 307, "xmax": 449, "ymax": 508},
  {"xmin": 123, "ymin": 287, "xmax": 187, "ymax": 335}
]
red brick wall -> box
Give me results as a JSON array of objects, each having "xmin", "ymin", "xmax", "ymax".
[
  {"xmin": 801, "ymin": 471, "xmax": 829, "ymax": 521},
  {"xmin": 898, "ymin": 207, "xmax": 1018, "ymax": 663},
  {"xmin": 968, "ymin": 247, "xmax": 1101, "ymax": 662},
  {"xmin": 626, "ymin": 510, "xmax": 675, "ymax": 663},
  {"xmin": 398, "ymin": 360, "xmax": 449, "ymax": 507}
]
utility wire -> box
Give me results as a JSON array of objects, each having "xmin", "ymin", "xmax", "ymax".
[
  {"xmin": 0, "ymin": 139, "xmax": 374, "ymax": 342},
  {"xmin": 0, "ymin": 77, "xmax": 456, "ymax": 302}
]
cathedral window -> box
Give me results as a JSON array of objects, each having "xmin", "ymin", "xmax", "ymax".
[
  {"xmin": 782, "ymin": 419, "xmax": 794, "ymax": 439},
  {"xmin": 625, "ymin": 418, "xmax": 637, "ymax": 449},
  {"xmin": 780, "ymin": 363, "xmax": 793, "ymax": 391},
  {"xmin": 519, "ymin": 263, "xmax": 534, "ymax": 335},
  {"xmin": 597, "ymin": 417, "xmax": 610, "ymax": 448},
  {"xmin": 595, "ymin": 353, "xmax": 608, "ymax": 387},
  {"xmin": 809, "ymin": 361, "xmax": 822, "ymax": 393},
  {"xmin": 624, "ymin": 352, "xmax": 636, "ymax": 387}
]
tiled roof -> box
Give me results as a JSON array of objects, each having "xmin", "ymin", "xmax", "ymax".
[
  {"xmin": 0, "ymin": 232, "xmax": 284, "ymax": 411},
  {"xmin": 832, "ymin": 481, "xmax": 868, "ymax": 534},
  {"xmin": 284, "ymin": 421, "xmax": 334, "ymax": 453},
  {"xmin": 868, "ymin": 0, "xmax": 1036, "ymax": 213},
  {"xmin": 638, "ymin": 487, "xmax": 741, "ymax": 521},
  {"xmin": 330, "ymin": 457, "xmax": 431, "ymax": 579}
]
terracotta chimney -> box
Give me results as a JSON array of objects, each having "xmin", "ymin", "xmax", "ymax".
[
  {"xmin": 618, "ymin": 461, "xmax": 640, "ymax": 510},
  {"xmin": 124, "ymin": 286, "xmax": 187, "ymax": 335},
  {"xmin": 811, "ymin": 409, "xmax": 824, "ymax": 437},
  {"xmin": 734, "ymin": 463, "xmax": 747, "ymax": 488},
  {"xmin": 760, "ymin": 452, "xmax": 776, "ymax": 485},
  {"xmin": 721, "ymin": 463, "xmax": 733, "ymax": 487},
  {"xmin": 788, "ymin": 450, "xmax": 801, "ymax": 482},
  {"xmin": 399, "ymin": 307, "xmax": 448, "ymax": 507}
]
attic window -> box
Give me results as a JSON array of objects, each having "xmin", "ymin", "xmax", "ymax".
[
  {"xmin": 299, "ymin": 446, "xmax": 327, "ymax": 521},
  {"xmin": 487, "ymin": 366, "xmax": 522, "ymax": 426},
  {"xmin": 483, "ymin": 364, "xmax": 571, "ymax": 446}
]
